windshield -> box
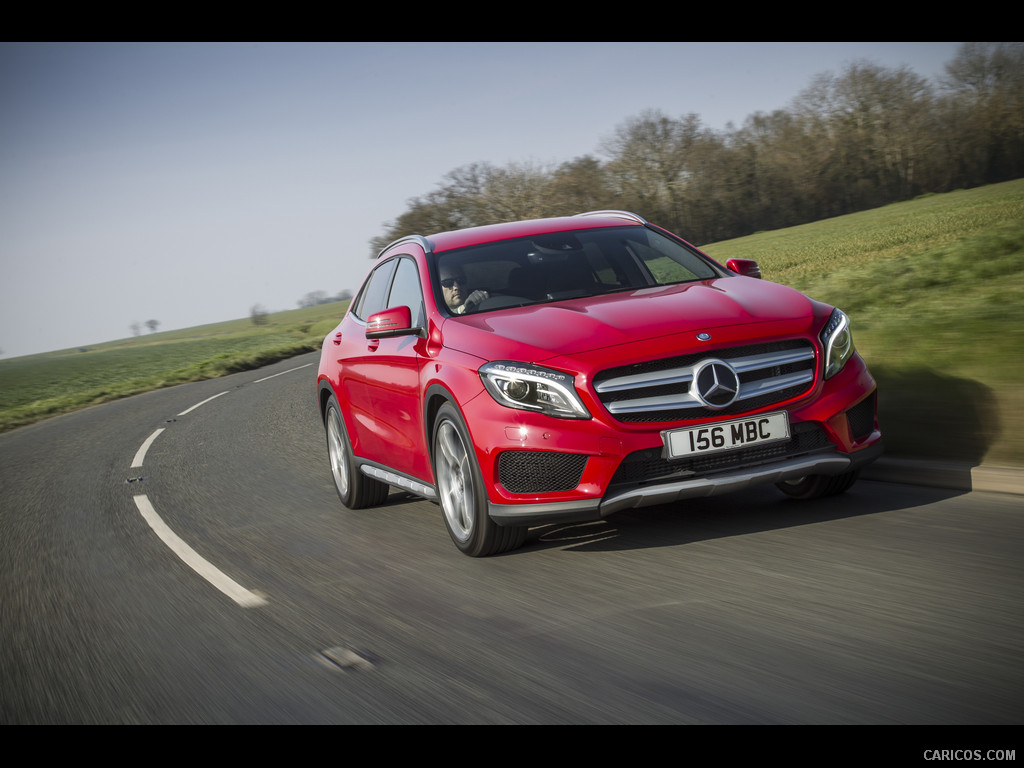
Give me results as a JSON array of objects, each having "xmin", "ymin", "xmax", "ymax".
[{"xmin": 434, "ymin": 226, "xmax": 722, "ymax": 315}]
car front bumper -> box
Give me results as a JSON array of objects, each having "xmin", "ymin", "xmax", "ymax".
[
  {"xmin": 487, "ymin": 440, "xmax": 883, "ymax": 526},
  {"xmin": 467, "ymin": 356, "xmax": 882, "ymax": 528}
]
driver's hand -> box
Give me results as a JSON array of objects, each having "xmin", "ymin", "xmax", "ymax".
[{"xmin": 464, "ymin": 289, "xmax": 489, "ymax": 310}]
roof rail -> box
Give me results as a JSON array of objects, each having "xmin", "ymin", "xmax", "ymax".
[
  {"xmin": 376, "ymin": 234, "xmax": 433, "ymax": 259},
  {"xmin": 574, "ymin": 210, "xmax": 647, "ymax": 224}
]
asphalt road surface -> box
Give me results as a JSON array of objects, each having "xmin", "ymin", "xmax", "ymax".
[{"xmin": 2, "ymin": 352, "xmax": 1022, "ymax": 724}]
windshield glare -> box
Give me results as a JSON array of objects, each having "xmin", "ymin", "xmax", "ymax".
[{"xmin": 435, "ymin": 226, "xmax": 721, "ymax": 314}]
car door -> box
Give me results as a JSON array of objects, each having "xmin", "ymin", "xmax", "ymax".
[{"xmin": 340, "ymin": 255, "xmax": 430, "ymax": 480}]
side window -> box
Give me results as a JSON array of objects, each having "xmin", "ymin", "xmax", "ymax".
[
  {"xmin": 352, "ymin": 259, "xmax": 398, "ymax": 320},
  {"xmin": 387, "ymin": 257, "xmax": 425, "ymax": 327}
]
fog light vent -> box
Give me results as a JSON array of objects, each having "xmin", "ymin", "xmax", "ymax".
[
  {"xmin": 847, "ymin": 394, "xmax": 876, "ymax": 441},
  {"xmin": 498, "ymin": 451, "xmax": 588, "ymax": 493}
]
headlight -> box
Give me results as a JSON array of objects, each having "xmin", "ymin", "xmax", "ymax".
[
  {"xmin": 821, "ymin": 308, "xmax": 855, "ymax": 379},
  {"xmin": 480, "ymin": 362, "xmax": 591, "ymax": 419}
]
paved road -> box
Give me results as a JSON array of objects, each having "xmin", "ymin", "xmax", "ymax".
[{"xmin": 2, "ymin": 353, "xmax": 1022, "ymax": 724}]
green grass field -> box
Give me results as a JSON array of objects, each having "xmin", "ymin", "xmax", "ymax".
[
  {"xmin": 0, "ymin": 304, "xmax": 346, "ymax": 431},
  {"xmin": 3, "ymin": 179, "xmax": 1023, "ymax": 465}
]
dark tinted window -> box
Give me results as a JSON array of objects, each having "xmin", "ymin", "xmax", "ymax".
[{"xmin": 434, "ymin": 226, "xmax": 721, "ymax": 313}]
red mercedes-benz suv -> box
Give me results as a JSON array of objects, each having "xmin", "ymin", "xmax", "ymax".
[{"xmin": 317, "ymin": 211, "xmax": 882, "ymax": 556}]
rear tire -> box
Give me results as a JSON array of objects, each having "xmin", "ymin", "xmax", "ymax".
[
  {"xmin": 325, "ymin": 396, "xmax": 389, "ymax": 509},
  {"xmin": 432, "ymin": 403, "xmax": 526, "ymax": 557},
  {"xmin": 775, "ymin": 470, "xmax": 860, "ymax": 500}
]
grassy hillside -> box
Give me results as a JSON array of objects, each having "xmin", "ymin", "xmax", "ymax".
[
  {"xmin": 2, "ymin": 179, "xmax": 1022, "ymax": 464},
  {"xmin": 0, "ymin": 304, "xmax": 347, "ymax": 431}
]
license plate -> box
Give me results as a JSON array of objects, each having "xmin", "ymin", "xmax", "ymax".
[{"xmin": 663, "ymin": 411, "xmax": 790, "ymax": 459}]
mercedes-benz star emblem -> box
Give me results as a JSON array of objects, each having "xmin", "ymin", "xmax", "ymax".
[{"xmin": 694, "ymin": 360, "xmax": 740, "ymax": 409}]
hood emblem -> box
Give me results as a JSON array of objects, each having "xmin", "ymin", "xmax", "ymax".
[
  {"xmin": 697, "ymin": 332, "xmax": 711, "ymax": 341},
  {"xmin": 694, "ymin": 359, "xmax": 740, "ymax": 409}
]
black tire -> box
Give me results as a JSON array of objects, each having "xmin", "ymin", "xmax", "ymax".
[
  {"xmin": 775, "ymin": 470, "xmax": 860, "ymax": 500},
  {"xmin": 432, "ymin": 402, "xmax": 526, "ymax": 557},
  {"xmin": 324, "ymin": 396, "xmax": 389, "ymax": 509}
]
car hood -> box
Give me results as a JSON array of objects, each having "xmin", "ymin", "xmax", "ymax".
[{"xmin": 442, "ymin": 276, "xmax": 824, "ymax": 362}]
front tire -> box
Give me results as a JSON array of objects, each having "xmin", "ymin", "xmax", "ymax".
[
  {"xmin": 432, "ymin": 403, "xmax": 526, "ymax": 557},
  {"xmin": 775, "ymin": 470, "xmax": 860, "ymax": 500},
  {"xmin": 325, "ymin": 396, "xmax": 389, "ymax": 509}
]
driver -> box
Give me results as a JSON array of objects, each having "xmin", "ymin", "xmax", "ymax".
[{"xmin": 439, "ymin": 265, "xmax": 488, "ymax": 314}]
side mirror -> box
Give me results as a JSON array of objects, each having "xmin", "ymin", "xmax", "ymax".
[
  {"xmin": 726, "ymin": 258, "xmax": 762, "ymax": 279},
  {"xmin": 366, "ymin": 306, "xmax": 418, "ymax": 339}
]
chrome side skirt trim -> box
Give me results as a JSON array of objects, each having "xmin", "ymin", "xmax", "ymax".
[{"xmin": 359, "ymin": 464, "xmax": 437, "ymax": 500}]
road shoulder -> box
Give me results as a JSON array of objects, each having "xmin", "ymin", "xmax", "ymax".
[{"xmin": 863, "ymin": 457, "xmax": 1024, "ymax": 496}]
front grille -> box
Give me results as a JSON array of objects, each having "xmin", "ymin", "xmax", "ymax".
[
  {"xmin": 498, "ymin": 451, "xmax": 588, "ymax": 494},
  {"xmin": 608, "ymin": 421, "xmax": 833, "ymax": 489},
  {"xmin": 593, "ymin": 339, "xmax": 817, "ymax": 423}
]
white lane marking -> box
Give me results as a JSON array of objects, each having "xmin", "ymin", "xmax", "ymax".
[
  {"xmin": 133, "ymin": 494, "xmax": 267, "ymax": 608},
  {"xmin": 131, "ymin": 428, "xmax": 166, "ymax": 468},
  {"xmin": 127, "ymin": 364, "xmax": 310, "ymax": 608},
  {"xmin": 178, "ymin": 391, "xmax": 229, "ymax": 416},
  {"xmin": 254, "ymin": 363, "xmax": 313, "ymax": 383}
]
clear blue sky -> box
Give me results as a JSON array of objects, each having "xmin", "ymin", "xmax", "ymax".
[{"xmin": 0, "ymin": 42, "xmax": 962, "ymax": 359}]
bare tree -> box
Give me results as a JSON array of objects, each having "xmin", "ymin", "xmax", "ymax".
[
  {"xmin": 298, "ymin": 291, "xmax": 328, "ymax": 308},
  {"xmin": 250, "ymin": 304, "xmax": 269, "ymax": 326},
  {"xmin": 939, "ymin": 42, "xmax": 1024, "ymax": 185},
  {"xmin": 475, "ymin": 161, "xmax": 559, "ymax": 223},
  {"xmin": 547, "ymin": 155, "xmax": 617, "ymax": 214}
]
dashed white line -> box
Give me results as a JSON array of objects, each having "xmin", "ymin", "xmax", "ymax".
[
  {"xmin": 131, "ymin": 428, "xmax": 165, "ymax": 468},
  {"xmin": 254, "ymin": 363, "xmax": 313, "ymax": 383},
  {"xmin": 178, "ymin": 391, "xmax": 229, "ymax": 416},
  {"xmin": 133, "ymin": 494, "xmax": 267, "ymax": 608}
]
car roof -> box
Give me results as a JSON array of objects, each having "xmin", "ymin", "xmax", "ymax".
[{"xmin": 379, "ymin": 211, "xmax": 648, "ymax": 258}]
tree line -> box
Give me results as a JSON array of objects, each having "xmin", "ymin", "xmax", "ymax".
[{"xmin": 371, "ymin": 43, "xmax": 1024, "ymax": 251}]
